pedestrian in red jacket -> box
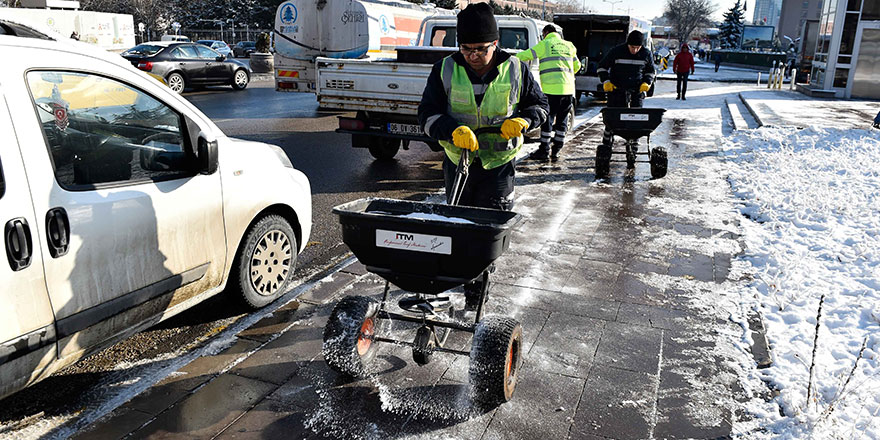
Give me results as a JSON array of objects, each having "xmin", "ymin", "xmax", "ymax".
[{"xmin": 673, "ymin": 44, "xmax": 695, "ymax": 100}]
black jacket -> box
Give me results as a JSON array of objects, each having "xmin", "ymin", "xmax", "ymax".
[
  {"xmin": 597, "ymin": 43, "xmax": 655, "ymax": 90},
  {"xmin": 418, "ymin": 51, "xmax": 548, "ymax": 142}
]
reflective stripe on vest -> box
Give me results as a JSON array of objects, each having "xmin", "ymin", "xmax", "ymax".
[{"xmin": 438, "ymin": 56, "xmax": 524, "ymax": 170}]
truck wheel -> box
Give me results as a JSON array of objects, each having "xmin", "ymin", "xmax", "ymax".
[
  {"xmin": 323, "ymin": 296, "xmax": 380, "ymax": 376},
  {"xmin": 368, "ymin": 138, "xmax": 400, "ymax": 160},
  {"xmin": 470, "ymin": 316, "xmax": 522, "ymax": 407},
  {"xmin": 595, "ymin": 144, "xmax": 611, "ymax": 179},
  {"xmin": 229, "ymin": 215, "xmax": 298, "ymax": 309},
  {"xmin": 650, "ymin": 147, "xmax": 668, "ymax": 179}
]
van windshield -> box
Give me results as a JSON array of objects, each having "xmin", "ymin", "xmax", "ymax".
[{"xmin": 430, "ymin": 27, "xmax": 530, "ymax": 50}]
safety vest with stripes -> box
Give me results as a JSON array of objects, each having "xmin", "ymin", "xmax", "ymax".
[
  {"xmin": 437, "ymin": 56, "xmax": 524, "ymax": 170},
  {"xmin": 515, "ymin": 32, "xmax": 581, "ymax": 96}
]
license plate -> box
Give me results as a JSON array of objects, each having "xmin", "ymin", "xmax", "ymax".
[
  {"xmin": 620, "ymin": 113, "xmax": 649, "ymax": 121},
  {"xmin": 376, "ymin": 229, "xmax": 452, "ymax": 255},
  {"xmin": 387, "ymin": 123, "xmax": 422, "ymax": 135}
]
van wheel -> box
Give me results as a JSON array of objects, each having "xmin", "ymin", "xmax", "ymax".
[
  {"xmin": 229, "ymin": 215, "xmax": 298, "ymax": 309},
  {"xmin": 166, "ymin": 73, "xmax": 185, "ymax": 94},
  {"xmin": 368, "ymin": 138, "xmax": 400, "ymax": 160},
  {"xmin": 232, "ymin": 69, "xmax": 249, "ymax": 90}
]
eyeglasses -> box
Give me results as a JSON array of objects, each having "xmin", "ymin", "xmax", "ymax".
[{"xmin": 460, "ymin": 44, "xmax": 494, "ymax": 56}]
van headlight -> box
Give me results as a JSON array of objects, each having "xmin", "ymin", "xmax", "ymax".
[{"xmin": 269, "ymin": 144, "xmax": 293, "ymax": 168}]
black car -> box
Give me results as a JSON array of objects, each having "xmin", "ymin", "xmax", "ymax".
[
  {"xmin": 121, "ymin": 41, "xmax": 251, "ymax": 93},
  {"xmin": 233, "ymin": 41, "xmax": 256, "ymax": 58}
]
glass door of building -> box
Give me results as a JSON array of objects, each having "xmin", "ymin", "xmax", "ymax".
[{"xmin": 851, "ymin": 23, "xmax": 880, "ymax": 99}]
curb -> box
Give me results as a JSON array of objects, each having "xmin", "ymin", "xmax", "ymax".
[{"xmin": 737, "ymin": 92, "xmax": 764, "ymax": 128}]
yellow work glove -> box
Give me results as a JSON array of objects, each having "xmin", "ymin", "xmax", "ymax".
[
  {"xmin": 639, "ymin": 82, "xmax": 651, "ymax": 93},
  {"xmin": 452, "ymin": 126, "xmax": 479, "ymax": 151},
  {"xmin": 603, "ymin": 81, "xmax": 616, "ymax": 92},
  {"xmin": 500, "ymin": 117, "xmax": 529, "ymax": 140}
]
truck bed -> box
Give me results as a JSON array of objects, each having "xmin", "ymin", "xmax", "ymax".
[{"xmin": 315, "ymin": 56, "xmax": 434, "ymax": 115}]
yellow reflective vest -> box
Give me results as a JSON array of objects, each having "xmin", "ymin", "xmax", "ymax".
[
  {"xmin": 515, "ymin": 32, "xmax": 581, "ymax": 96},
  {"xmin": 437, "ymin": 56, "xmax": 525, "ymax": 170}
]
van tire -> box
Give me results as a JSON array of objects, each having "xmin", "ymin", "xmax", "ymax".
[{"xmin": 229, "ymin": 215, "xmax": 298, "ymax": 309}]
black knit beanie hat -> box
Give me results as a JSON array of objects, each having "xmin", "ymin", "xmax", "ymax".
[
  {"xmin": 626, "ymin": 30, "xmax": 644, "ymax": 46},
  {"xmin": 457, "ymin": 3, "xmax": 499, "ymax": 44}
]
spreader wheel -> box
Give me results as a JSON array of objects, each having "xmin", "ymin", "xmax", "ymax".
[
  {"xmin": 650, "ymin": 147, "xmax": 668, "ymax": 179},
  {"xmin": 595, "ymin": 144, "xmax": 611, "ymax": 179},
  {"xmin": 469, "ymin": 316, "xmax": 523, "ymax": 407},
  {"xmin": 323, "ymin": 295, "xmax": 380, "ymax": 376}
]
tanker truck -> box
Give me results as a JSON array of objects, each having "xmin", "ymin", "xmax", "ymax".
[{"xmin": 273, "ymin": 0, "xmax": 555, "ymax": 160}]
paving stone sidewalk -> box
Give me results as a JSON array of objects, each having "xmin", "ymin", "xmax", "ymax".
[{"xmin": 77, "ymin": 94, "xmax": 760, "ymax": 439}]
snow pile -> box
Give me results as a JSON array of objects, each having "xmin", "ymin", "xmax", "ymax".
[{"xmin": 723, "ymin": 126, "xmax": 880, "ymax": 438}]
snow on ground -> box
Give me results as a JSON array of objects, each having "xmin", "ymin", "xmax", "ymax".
[{"xmin": 722, "ymin": 125, "xmax": 880, "ymax": 438}]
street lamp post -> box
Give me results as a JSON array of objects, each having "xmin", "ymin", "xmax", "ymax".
[
  {"xmin": 602, "ymin": 0, "xmax": 622, "ymax": 15},
  {"xmin": 228, "ymin": 17, "xmax": 235, "ymax": 44}
]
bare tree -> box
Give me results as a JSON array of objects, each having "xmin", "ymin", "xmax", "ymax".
[
  {"xmin": 663, "ymin": 0, "xmax": 715, "ymax": 46},
  {"xmin": 554, "ymin": 0, "xmax": 594, "ymax": 14}
]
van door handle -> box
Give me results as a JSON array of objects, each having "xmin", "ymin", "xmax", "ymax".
[
  {"xmin": 46, "ymin": 207, "xmax": 70, "ymax": 258},
  {"xmin": 4, "ymin": 218, "xmax": 32, "ymax": 271}
]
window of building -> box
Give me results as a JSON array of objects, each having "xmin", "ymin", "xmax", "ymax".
[
  {"xmin": 839, "ymin": 13, "xmax": 860, "ymax": 54},
  {"xmin": 864, "ymin": 0, "xmax": 880, "ymax": 19},
  {"xmin": 838, "ymin": 55, "xmax": 852, "ymax": 64},
  {"xmin": 847, "ymin": 0, "xmax": 862, "ymax": 11},
  {"xmin": 26, "ymin": 71, "xmax": 193, "ymax": 189},
  {"xmin": 833, "ymin": 67, "xmax": 849, "ymax": 87}
]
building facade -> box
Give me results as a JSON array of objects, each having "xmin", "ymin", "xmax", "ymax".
[
  {"xmin": 777, "ymin": 0, "xmax": 823, "ymax": 44},
  {"xmin": 455, "ymin": 0, "xmax": 556, "ymax": 18},
  {"xmin": 808, "ymin": 0, "xmax": 880, "ymax": 98},
  {"xmin": 754, "ymin": 0, "xmax": 785, "ymax": 27}
]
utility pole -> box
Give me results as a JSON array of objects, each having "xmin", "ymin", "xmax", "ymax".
[{"xmin": 602, "ymin": 0, "xmax": 622, "ymax": 15}]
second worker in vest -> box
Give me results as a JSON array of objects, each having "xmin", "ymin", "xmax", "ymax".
[
  {"xmin": 418, "ymin": 3, "xmax": 548, "ymax": 308},
  {"xmin": 597, "ymin": 30, "xmax": 655, "ymax": 164},
  {"xmin": 516, "ymin": 25, "xmax": 581, "ymax": 161}
]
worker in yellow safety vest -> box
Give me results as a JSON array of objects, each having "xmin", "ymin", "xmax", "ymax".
[
  {"xmin": 418, "ymin": 2, "xmax": 548, "ymax": 308},
  {"xmin": 516, "ymin": 25, "xmax": 581, "ymax": 161}
]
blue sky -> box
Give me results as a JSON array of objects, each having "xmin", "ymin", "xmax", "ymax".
[{"xmin": 577, "ymin": 0, "xmax": 753, "ymax": 22}]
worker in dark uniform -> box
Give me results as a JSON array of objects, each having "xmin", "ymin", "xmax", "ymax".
[
  {"xmin": 596, "ymin": 30, "xmax": 655, "ymax": 165},
  {"xmin": 418, "ymin": 2, "xmax": 548, "ymax": 307}
]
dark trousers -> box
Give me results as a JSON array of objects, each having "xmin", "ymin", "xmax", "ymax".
[
  {"xmin": 443, "ymin": 156, "xmax": 515, "ymax": 211},
  {"xmin": 676, "ymin": 73, "xmax": 689, "ymax": 98},
  {"xmin": 714, "ymin": 59, "xmax": 721, "ymax": 72},
  {"xmin": 602, "ymin": 88, "xmax": 644, "ymax": 147},
  {"xmin": 538, "ymin": 94, "xmax": 575, "ymax": 153}
]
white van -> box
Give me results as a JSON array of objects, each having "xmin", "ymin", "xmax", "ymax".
[{"xmin": 0, "ymin": 19, "xmax": 312, "ymax": 400}]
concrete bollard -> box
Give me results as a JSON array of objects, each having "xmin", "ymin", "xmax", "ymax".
[{"xmin": 758, "ymin": 72, "xmax": 762, "ymax": 86}]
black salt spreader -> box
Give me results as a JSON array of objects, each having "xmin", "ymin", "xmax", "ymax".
[
  {"xmin": 324, "ymin": 128, "xmax": 525, "ymax": 407},
  {"xmin": 596, "ymin": 107, "xmax": 668, "ymax": 179}
]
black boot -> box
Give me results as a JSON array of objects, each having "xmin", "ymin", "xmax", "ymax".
[
  {"xmin": 529, "ymin": 146, "xmax": 550, "ymax": 161},
  {"xmin": 550, "ymin": 144, "xmax": 562, "ymax": 160}
]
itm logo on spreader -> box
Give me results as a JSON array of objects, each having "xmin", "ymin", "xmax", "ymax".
[{"xmin": 396, "ymin": 233, "xmax": 414, "ymax": 240}]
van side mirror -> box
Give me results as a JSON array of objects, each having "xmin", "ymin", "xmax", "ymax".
[{"xmin": 197, "ymin": 132, "xmax": 219, "ymax": 175}]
